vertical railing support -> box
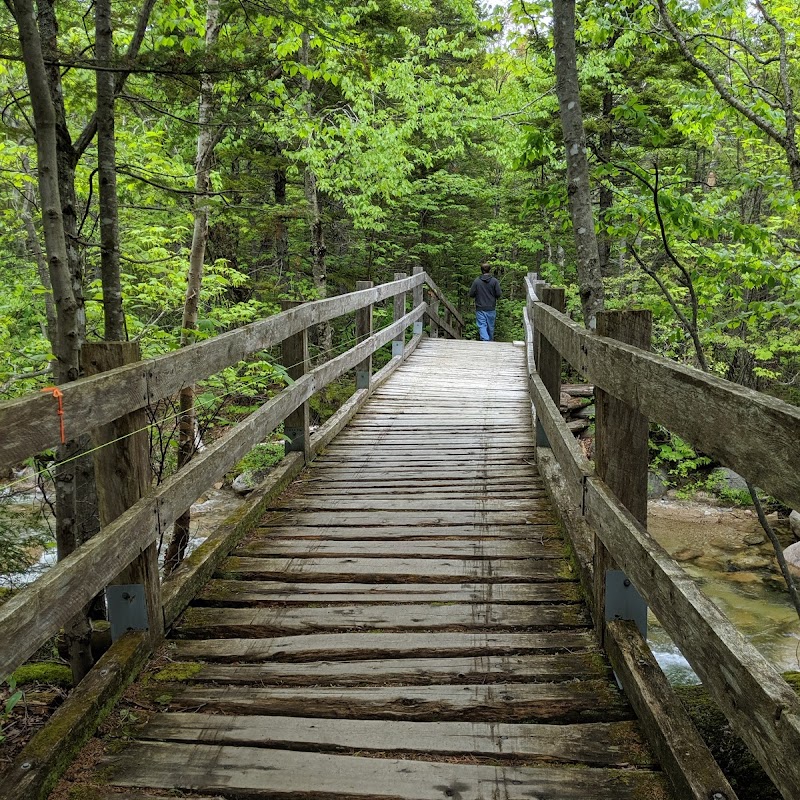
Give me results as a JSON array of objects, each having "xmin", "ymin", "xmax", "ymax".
[
  {"xmin": 393, "ymin": 271, "xmax": 407, "ymax": 357},
  {"xmin": 535, "ymin": 286, "xmax": 565, "ymax": 448},
  {"xmin": 281, "ymin": 300, "xmax": 311, "ymax": 462},
  {"xmin": 594, "ymin": 309, "xmax": 651, "ymax": 642},
  {"xmin": 412, "ymin": 266, "xmax": 424, "ymax": 336},
  {"xmin": 82, "ymin": 341, "xmax": 163, "ymax": 644},
  {"xmin": 429, "ymin": 289, "xmax": 440, "ymax": 339},
  {"xmin": 355, "ymin": 280, "xmax": 373, "ymax": 389}
]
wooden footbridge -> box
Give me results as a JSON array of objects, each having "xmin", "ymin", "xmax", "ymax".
[{"xmin": 1, "ymin": 270, "xmax": 799, "ymax": 800}]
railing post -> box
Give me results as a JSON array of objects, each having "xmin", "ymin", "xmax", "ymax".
[
  {"xmin": 594, "ymin": 309, "xmax": 651, "ymax": 642},
  {"xmin": 393, "ymin": 271, "xmax": 407, "ymax": 357},
  {"xmin": 82, "ymin": 341, "xmax": 163, "ymax": 644},
  {"xmin": 355, "ymin": 280, "xmax": 373, "ymax": 389},
  {"xmin": 429, "ymin": 289, "xmax": 440, "ymax": 339},
  {"xmin": 280, "ymin": 300, "xmax": 311, "ymax": 462},
  {"xmin": 412, "ymin": 266, "xmax": 424, "ymax": 336},
  {"xmin": 535, "ymin": 286, "xmax": 565, "ymax": 448}
]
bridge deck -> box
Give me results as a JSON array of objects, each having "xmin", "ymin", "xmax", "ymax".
[{"xmin": 91, "ymin": 339, "xmax": 672, "ymax": 799}]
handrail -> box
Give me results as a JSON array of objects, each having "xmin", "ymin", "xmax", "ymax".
[
  {"xmin": 0, "ymin": 273, "xmax": 427, "ymax": 467},
  {"xmin": 0, "ymin": 271, "xmax": 457, "ymax": 678},
  {"xmin": 532, "ymin": 299, "xmax": 800, "ymax": 511},
  {"xmin": 425, "ymin": 274, "xmax": 465, "ymax": 329},
  {"xmin": 524, "ymin": 285, "xmax": 800, "ymax": 799}
]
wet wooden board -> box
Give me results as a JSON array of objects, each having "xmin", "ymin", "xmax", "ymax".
[
  {"xmin": 166, "ymin": 653, "xmax": 609, "ymax": 686},
  {"xmin": 103, "ymin": 742, "xmax": 671, "ymax": 799},
  {"xmin": 137, "ymin": 715, "xmax": 653, "ymax": 767},
  {"xmin": 273, "ymin": 497, "xmax": 548, "ymax": 511},
  {"xmin": 256, "ymin": 511, "xmax": 556, "ymax": 527},
  {"xmin": 175, "ymin": 603, "xmax": 591, "ymax": 638},
  {"xmin": 197, "ymin": 580, "xmax": 582, "ymax": 606}
]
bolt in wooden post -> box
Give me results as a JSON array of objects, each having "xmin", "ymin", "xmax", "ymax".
[
  {"xmin": 412, "ymin": 266, "xmax": 424, "ymax": 336},
  {"xmin": 393, "ymin": 272, "xmax": 407, "ymax": 357},
  {"xmin": 535, "ymin": 287, "xmax": 565, "ymax": 448},
  {"xmin": 281, "ymin": 300, "xmax": 311, "ymax": 462},
  {"xmin": 593, "ymin": 309, "xmax": 652, "ymax": 643},
  {"xmin": 355, "ymin": 280, "xmax": 373, "ymax": 389},
  {"xmin": 82, "ymin": 341, "xmax": 164, "ymax": 644}
]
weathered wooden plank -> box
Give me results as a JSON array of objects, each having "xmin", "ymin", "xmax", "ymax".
[
  {"xmin": 605, "ymin": 620, "xmax": 738, "ymax": 800},
  {"xmin": 165, "ymin": 652, "xmax": 607, "ymax": 686},
  {"xmin": 170, "ymin": 631, "xmax": 598, "ymax": 662},
  {"xmin": 236, "ymin": 539, "xmax": 564, "ymax": 559},
  {"xmin": 170, "ymin": 681, "xmax": 630, "ymax": 722},
  {"xmin": 534, "ymin": 301, "xmax": 800, "ymax": 510},
  {"xmin": 138, "ymin": 715, "xmax": 652, "ymax": 767},
  {"xmin": 218, "ymin": 556, "xmax": 573, "ymax": 583},
  {"xmin": 254, "ymin": 524, "xmax": 560, "ymax": 540},
  {"xmin": 584, "ymin": 476, "xmax": 800, "ymax": 799},
  {"xmin": 175, "ymin": 603, "xmax": 591, "ymax": 637},
  {"xmin": 297, "ymin": 487, "xmax": 542, "ymax": 497},
  {"xmin": 257, "ymin": 511, "xmax": 556, "ymax": 528},
  {"xmin": 197, "ymin": 580, "xmax": 580, "ymax": 606},
  {"xmin": 104, "ymin": 742, "xmax": 671, "ymax": 799},
  {"xmin": 274, "ymin": 498, "xmax": 547, "ymax": 512}
]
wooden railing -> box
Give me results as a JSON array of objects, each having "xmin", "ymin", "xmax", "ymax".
[
  {"xmin": 524, "ymin": 275, "xmax": 800, "ymax": 800},
  {"xmin": 0, "ymin": 270, "xmax": 461, "ymax": 679}
]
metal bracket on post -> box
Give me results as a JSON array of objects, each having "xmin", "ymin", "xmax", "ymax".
[
  {"xmin": 356, "ymin": 369, "xmax": 370, "ymax": 390},
  {"xmin": 392, "ymin": 340, "xmax": 404, "ymax": 358},
  {"xmin": 605, "ymin": 570, "xmax": 647, "ymax": 637},
  {"xmin": 106, "ymin": 583, "xmax": 149, "ymax": 641},
  {"xmin": 413, "ymin": 321, "xmax": 423, "ymax": 336}
]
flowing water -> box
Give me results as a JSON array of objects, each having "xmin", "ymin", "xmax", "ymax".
[{"xmin": 647, "ymin": 499, "xmax": 800, "ymax": 684}]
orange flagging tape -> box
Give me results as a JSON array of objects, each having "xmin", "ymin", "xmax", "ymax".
[{"xmin": 41, "ymin": 386, "xmax": 66, "ymax": 444}]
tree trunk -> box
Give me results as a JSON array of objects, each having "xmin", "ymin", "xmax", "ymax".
[
  {"xmin": 164, "ymin": 0, "xmax": 222, "ymax": 574},
  {"xmin": 96, "ymin": 0, "xmax": 125, "ymax": 340},
  {"xmin": 274, "ymin": 161, "xmax": 289, "ymax": 275},
  {"xmin": 12, "ymin": 0, "xmax": 93, "ymax": 682},
  {"xmin": 551, "ymin": 0, "xmax": 605, "ymax": 328},
  {"xmin": 598, "ymin": 90, "xmax": 613, "ymax": 277}
]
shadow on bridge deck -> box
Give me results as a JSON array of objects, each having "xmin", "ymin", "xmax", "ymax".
[{"xmin": 70, "ymin": 339, "xmax": 672, "ymax": 800}]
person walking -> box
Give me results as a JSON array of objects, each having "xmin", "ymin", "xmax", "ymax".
[{"xmin": 468, "ymin": 263, "xmax": 502, "ymax": 341}]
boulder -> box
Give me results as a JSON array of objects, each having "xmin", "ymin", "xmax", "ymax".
[
  {"xmin": 231, "ymin": 472, "xmax": 256, "ymax": 494},
  {"xmin": 725, "ymin": 553, "xmax": 772, "ymax": 572},
  {"xmin": 790, "ymin": 510, "xmax": 800, "ymax": 540},
  {"xmin": 647, "ymin": 470, "xmax": 669, "ymax": 500},
  {"xmin": 744, "ymin": 533, "xmax": 766, "ymax": 546},
  {"xmin": 783, "ymin": 541, "xmax": 800, "ymax": 580},
  {"xmin": 710, "ymin": 467, "xmax": 749, "ymax": 492},
  {"xmin": 673, "ymin": 547, "xmax": 703, "ymax": 563}
]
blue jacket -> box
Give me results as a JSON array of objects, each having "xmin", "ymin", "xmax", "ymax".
[{"xmin": 469, "ymin": 273, "xmax": 502, "ymax": 311}]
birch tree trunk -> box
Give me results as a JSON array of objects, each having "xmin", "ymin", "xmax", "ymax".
[
  {"xmin": 164, "ymin": 0, "xmax": 222, "ymax": 573},
  {"xmin": 96, "ymin": 0, "xmax": 125, "ymax": 340},
  {"xmin": 551, "ymin": 0, "xmax": 605, "ymax": 328}
]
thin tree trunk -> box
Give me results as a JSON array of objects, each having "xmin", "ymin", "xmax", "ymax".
[
  {"xmin": 274, "ymin": 160, "xmax": 289, "ymax": 275},
  {"xmin": 300, "ymin": 32, "xmax": 332, "ymax": 355},
  {"xmin": 598, "ymin": 91, "xmax": 613, "ymax": 277},
  {"xmin": 551, "ymin": 0, "xmax": 605, "ymax": 328},
  {"xmin": 96, "ymin": 0, "xmax": 125, "ymax": 340},
  {"xmin": 164, "ymin": 0, "xmax": 222, "ymax": 574}
]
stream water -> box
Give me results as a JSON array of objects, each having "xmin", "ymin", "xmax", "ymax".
[{"xmin": 647, "ymin": 499, "xmax": 800, "ymax": 683}]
